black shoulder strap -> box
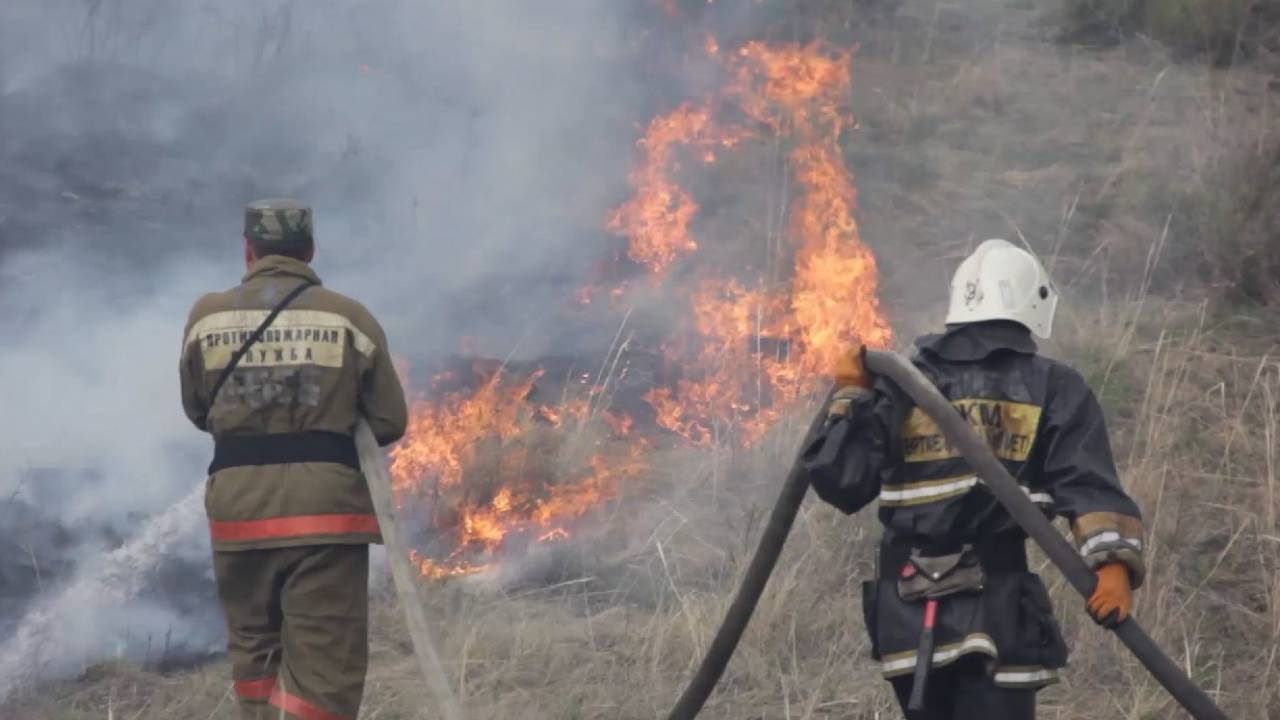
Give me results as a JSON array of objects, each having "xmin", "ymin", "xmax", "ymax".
[{"xmin": 208, "ymin": 281, "xmax": 315, "ymax": 407}]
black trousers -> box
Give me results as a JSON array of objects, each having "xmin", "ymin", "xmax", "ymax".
[{"xmin": 888, "ymin": 657, "xmax": 1035, "ymax": 720}]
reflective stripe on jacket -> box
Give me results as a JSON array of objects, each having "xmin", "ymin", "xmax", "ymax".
[
  {"xmin": 803, "ymin": 320, "xmax": 1145, "ymax": 687},
  {"xmin": 180, "ymin": 256, "xmax": 409, "ymax": 551}
]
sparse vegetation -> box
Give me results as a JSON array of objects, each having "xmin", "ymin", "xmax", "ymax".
[
  {"xmin": 6, "ymin": 305, "xmax": 1277, "ymax": 718},
  {"xmin": 1058, "ymin": 0, "xmax": 1280, "ymax": 62},
  {"xmin": 1176, "ymin": 142, "xmax": 1280, "ymax": 306},
  {"xmin": 4, "ymin": 0, "xmax": 1279, "ymax": 718},
  {"xmin": 1058, "ymin": 0, "xmax": 1145, "ymax": 46}
]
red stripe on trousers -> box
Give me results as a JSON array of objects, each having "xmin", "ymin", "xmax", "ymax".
[
  {"xmin": 209, "ymin": 514, "xmax": 379, "ymax": 542},
  {"xmin": 269, "ymin": 686, "xmax": 352, "ymax": 720},
  {"xmin": 234, "ymin": 676, "xmax": 276, "ymax": 700}
]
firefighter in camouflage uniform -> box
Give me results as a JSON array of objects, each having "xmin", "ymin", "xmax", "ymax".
[
  {"xmin": 180, "ymin": 199, "xmax": 408, "ymax": 720},
  {"xmin": 802, "ymin": 239, "xmax": 1144, "ymax": 719}
]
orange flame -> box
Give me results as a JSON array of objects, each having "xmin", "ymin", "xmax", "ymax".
[
  {"xmin": 606, "ymin": 105, "xmax": 750, "ymax": 274},
  {"xmin": 621, "ymin": 40, "xmax": 891, "ymax": 444},
  {"xmin": 389, "ymin": 370, "xmax": 538, "ymax": 493},
  {"xmin": 390, "ymin": 366, "xmax": 647, "ymax": 578},
  {"xmin": 392, "ymin": 37, "xmax": 892, "ymax": 579}
]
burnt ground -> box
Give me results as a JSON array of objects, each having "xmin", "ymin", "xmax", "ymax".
[{"xmin": 0, "ymin": 475, "xmax": 222, "ymax": 673}]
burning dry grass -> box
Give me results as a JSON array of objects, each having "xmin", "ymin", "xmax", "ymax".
[
  {"xmin": 6, "ymin": 2, "xmax": 1280, "ymax": 718},
  {"xmin": 390, "ymin": 35, "xmax": 895, "ymax": 581},
  {"xmin": 8, "ymin": 305, "xmax": 1277, "ymax": 718},
  {"xmin": 382, "ymin": 308, "xmax": 1277, "ymax": 720}
]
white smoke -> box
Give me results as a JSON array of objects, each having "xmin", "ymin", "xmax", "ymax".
[
  {"xmin": 0, "ymin": 487, "xmax": 212, "ymax": 698},
  {"xmin": 0, "ymin": 0, "xmax": 656, "ymax": 693}
]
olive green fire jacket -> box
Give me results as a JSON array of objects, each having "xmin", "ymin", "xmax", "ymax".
[{"xmin": 180, "ymin": 256, "xmax": 408, "ymax": 551}]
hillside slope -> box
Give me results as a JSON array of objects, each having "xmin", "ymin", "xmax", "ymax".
[{"xmin": 3, "ymin": 0, "xmax": 1278, "ymax": 718}]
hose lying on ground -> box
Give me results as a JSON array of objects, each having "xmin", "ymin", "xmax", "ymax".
[
  {"xmin": 356, "ymin": 420, "xmax": 468, "ymax": 720},
  {"xmin": 665, "ymin": 351, "xmax": 1231, "ymax": 720}
]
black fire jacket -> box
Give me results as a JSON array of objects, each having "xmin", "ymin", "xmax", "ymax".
[{"xmin": 801, "ymin": 321, "xmax": 1144, "ymax": 688}]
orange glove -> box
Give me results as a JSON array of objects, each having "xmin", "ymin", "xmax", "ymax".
[
  {"xmin": 1087, "ymin": 562, "xmax": 1133, "ymax": 628},
  {"xmin": 833, "ymin": 345, "xmax": 872, "ymax": 389}
]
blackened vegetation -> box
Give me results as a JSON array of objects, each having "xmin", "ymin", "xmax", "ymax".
[
  {"xmin": 0, "ymin": 475, "xmax": 221, "ymax": 673},
  {"xmin": 0, "ymin": 488, "xmax": 76, "ymax": 638}
]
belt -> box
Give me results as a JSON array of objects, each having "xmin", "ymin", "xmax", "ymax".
[
  {"xmin": 879, "ymin": 536, "xmax": 1028, "ymax": 579},
  {"xmin": 210, "ymin": 431, "xmax": 360, "ymax": 474}
]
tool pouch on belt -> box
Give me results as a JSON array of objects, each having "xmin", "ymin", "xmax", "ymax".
[{"xmin": 897, "ymin": 546, "xmax": 986, "ymax": 602}]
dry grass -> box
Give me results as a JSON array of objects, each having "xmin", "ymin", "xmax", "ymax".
[
  {"xmin": 841, "ymin": 0, "xmax": 1280, "ymax": 314},
  {"xmin": 7, "ymin": 300, "xmax": 1277, "ymax": 719},
  {"xmin": 5, "ymin": 1, "xmax": 1280, "ymax": 718},
  {"xmin": 375, "ymin": 305, "xmax": 1280, "ymax": 720},
  {"xmin": 1057, "ymin": 0, "xmax": 1280, "ymax": 63},
  {"xmin": 1, "ymin": 661, "xmax": 234, "ymax": 720},
  {"xmin": 1044, "ymin": 301, "xmax": 1280, "ymax": 718}
]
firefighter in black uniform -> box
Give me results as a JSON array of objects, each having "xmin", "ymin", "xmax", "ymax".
[{"xmin": 802, "ymin": 239, "xmax": 1144, "ymax": 719}]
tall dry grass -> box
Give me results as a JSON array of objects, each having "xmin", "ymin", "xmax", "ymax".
[
  {"xmin": 8, "ymin": 299, "xmax": 1276, "ymax": 719},
  {"xmin": 1045, "ymin": 300, "xmax": 1280, "ymax": 718},
  {"xmin": 6, "ymin": 1, "xmax": 1279, "ymax": 718}
]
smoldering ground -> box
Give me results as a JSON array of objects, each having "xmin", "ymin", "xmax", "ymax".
[{"xmin": 0, "ymin": 0, "xmax": 704, "ymax": 694}]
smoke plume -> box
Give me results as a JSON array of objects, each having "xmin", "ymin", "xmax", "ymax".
[{"xmin": 0, "ymin": 0, "xmax": 661, "ymax": 693}]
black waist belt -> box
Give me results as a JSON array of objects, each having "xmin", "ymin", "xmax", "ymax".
[
  {"xmin": 879, "ymin": 536, "xmax": 1029, "ymax": 579},
  {"xmin": 210, "ymin": 431, "xmax": 360, "ymax": 474}
]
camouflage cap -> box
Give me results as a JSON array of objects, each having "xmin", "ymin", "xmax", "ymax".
[{"xmin": 244, "ymin": 199, "xmax": 314, "ymax": 243}]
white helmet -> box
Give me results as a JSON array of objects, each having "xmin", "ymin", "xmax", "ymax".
[{"xmin": 944, "ymin": 239, "xmax": 1058, "ymax": 339}]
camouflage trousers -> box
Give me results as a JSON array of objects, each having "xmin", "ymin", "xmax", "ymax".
[{"xmin": 213, "ymin": 544, "xmax": 369, "ymax": 720}]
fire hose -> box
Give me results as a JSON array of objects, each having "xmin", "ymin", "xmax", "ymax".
[
  {"xmin": 355, "ymin": 419, "xmax": 468, "ymax": 720},
  {"xmin": 665, "ymin": 350, "xmax": 1231, "ymax": 720}
]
